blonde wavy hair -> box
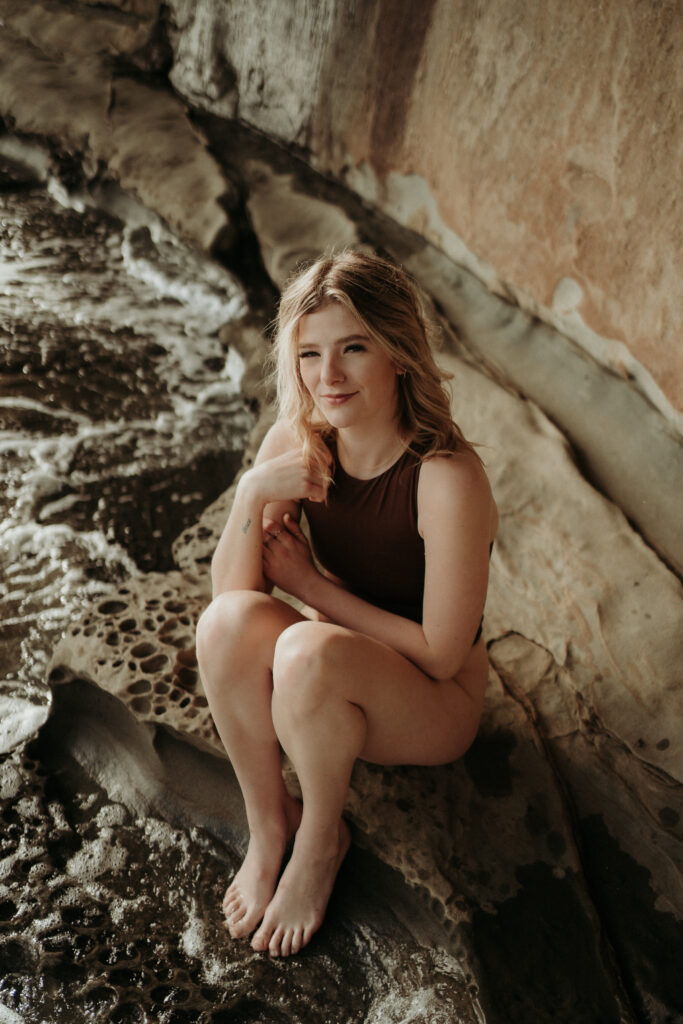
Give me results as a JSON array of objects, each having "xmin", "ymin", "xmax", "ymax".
[{"xmin": 271, "ymin": 250, "xmax": 479, "ymax": 490}]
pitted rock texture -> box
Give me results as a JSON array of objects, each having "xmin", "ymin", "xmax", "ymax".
[
  {"xmin": 49, "ymin": 573, "xmax": 218, "ymax": 756},
  {"xmin": 2, "ymin": 2, "xmax": 680, "ymax": 1017},
  {"xmin": 0, "ymin": 743, "xmax": 241, "ymax": 1024}
]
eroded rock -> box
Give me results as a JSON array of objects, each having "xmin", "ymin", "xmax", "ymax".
[
  {"xmin": 2, "ymin": 690, "xmax": 485, "ymax": 1023},
  {"xmin": 49, "ymin": 331, "xmax": 683, "ymax": 1021},
  {"xmin": 243, "ymin": 159, "xmax": 360, "ymax": 289},
  {"xmin": 49, "ymin": 573, "xmax": 217, "ymax": 757},
  {"xmin": 0, "ymin": 1, "xmax": 234, "ymax": 251}
]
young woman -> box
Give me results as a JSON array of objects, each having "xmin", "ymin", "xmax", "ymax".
[{"xmin": 196, "ymin": 251, "xmax": 497, "ymax": 958}]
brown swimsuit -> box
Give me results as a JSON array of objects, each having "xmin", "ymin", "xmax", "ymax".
[{"xmin": 301, "ymin": 439, "xmax": 486, "ymax": 643}]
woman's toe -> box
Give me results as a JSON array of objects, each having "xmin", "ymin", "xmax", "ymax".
[
  {"xmin": 251, "ymin": 922, "xmax": 269, "ymax": 952},
  {"xmin": 230, "ymin": 918, "xmax": 250, "ymax": 939},
  {"xmin": 280, "ymin": 929, "xmax": 294, "ymax": 958},
  {"xmin": 268, "ymin": 925, "xmax": 285, "ymax": 957},
  {"xmin": 225, "ymin": 901, "xmax": 243, "ymax": 925},
  {"xmin": 223, "ymin": 890, "xmax": 239, "ymax": 913}
]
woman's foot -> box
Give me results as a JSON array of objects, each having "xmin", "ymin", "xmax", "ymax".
[
  {"xmin": 223, "ymin": 797, "xmax": 302, "ymax": 939},
  {"xmin": 251, "ymin": 818, "xmax": 351, "ymax": 957}
]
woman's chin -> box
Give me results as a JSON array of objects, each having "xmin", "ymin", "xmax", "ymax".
[{"xmin": 317, "ymin": 406, "xmax": 356, "ymax": 428}]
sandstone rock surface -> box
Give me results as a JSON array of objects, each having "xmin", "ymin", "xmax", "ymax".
[{"xmin": 164, "ymin": 0, "xmax": 683, "ymax": 414}]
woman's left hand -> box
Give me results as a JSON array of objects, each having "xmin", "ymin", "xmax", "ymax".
[{"xmin": 262, "ymin": 513, "xmax": 317, "ymax": 599}]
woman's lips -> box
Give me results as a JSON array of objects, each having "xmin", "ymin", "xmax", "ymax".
[{"xmin": 322, "ymin": 393, "xmax": 356, "ymax": 405}]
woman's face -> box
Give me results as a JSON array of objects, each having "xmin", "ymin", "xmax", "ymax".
[{"xmin": 296, "ymin": 303, "xmax": 400, "ymax": 431}]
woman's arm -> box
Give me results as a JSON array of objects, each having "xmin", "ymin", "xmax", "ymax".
[
  {"xmin": 210, "ymin": 419, "xmax": 326, "ymax": 598},
  {"xmin": 263, "ymin": 453, "xmax": 496, "ymax": 679},
  {"xmin": 416, "ymin": 453, "xmax": 496, "ymax": 675}
]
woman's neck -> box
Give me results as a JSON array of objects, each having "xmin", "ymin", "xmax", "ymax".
[{"xmin": 334, "ymin": 425, "xmax": 409, "ymax": 480}]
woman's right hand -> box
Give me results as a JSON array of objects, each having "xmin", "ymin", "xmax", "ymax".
[{"xmin": 243, "ymin": 448, "xmax": 327, "ymax": 506}]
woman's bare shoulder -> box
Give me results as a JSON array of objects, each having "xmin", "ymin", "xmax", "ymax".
[
  {"xmin": 417, "ymin": 450, "xmax": 497, "ymax": 537},
  {"xmin": 419, "ymin": 449, "xmax": 490, "ymax": 493}
]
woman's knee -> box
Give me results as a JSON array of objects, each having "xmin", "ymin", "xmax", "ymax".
[
  {"xmin": 196, "ymin": 591, "xmax": 274, "ymax": 671},
  {"xmin": 272, "ymin": 622, "xmax": 347, "ymax": 707}
]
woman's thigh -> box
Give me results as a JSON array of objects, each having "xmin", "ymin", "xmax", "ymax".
[{"xmin": 275, "ymin": 622, "xmax": 489, "ymax": 767}]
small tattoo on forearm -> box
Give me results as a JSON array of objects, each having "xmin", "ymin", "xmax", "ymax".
[{"xmin": 241, "ymin": 518, "xmax": 252, "ymax": 535}]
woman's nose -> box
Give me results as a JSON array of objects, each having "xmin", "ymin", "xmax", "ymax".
[{"xmin": 321, "ymin": 352, "xmax": 344, "ymax": 384}]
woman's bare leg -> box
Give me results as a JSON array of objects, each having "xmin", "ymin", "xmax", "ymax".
[
  {"xmin": 195, "ymin": 590, "xmax": 305, "ymax": 938},
  {"xmin": 251, "ymin": 621, "xmax": 488, "ymax": 956},
  {"xmin": 251, "ymin": 624, "xmax": 361, "ymax": 956}
]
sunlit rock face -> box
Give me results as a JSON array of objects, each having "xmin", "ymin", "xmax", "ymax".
[{"xmin": 165, "ymin": 0, "xmax": 682, "ymax": 411}]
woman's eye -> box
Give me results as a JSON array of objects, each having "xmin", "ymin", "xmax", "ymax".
[
  {"xmin": 298, "ymin": 350, "xmax": 318, "ymax": 359},
  {"xmin": 345, "ymin": 344, "xmax": 365, "ymax": 353}
]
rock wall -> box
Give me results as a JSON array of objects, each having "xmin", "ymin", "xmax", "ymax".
[{"xmin": 166, "ymin": 0, "xmax": 683, "ymax": 413}]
